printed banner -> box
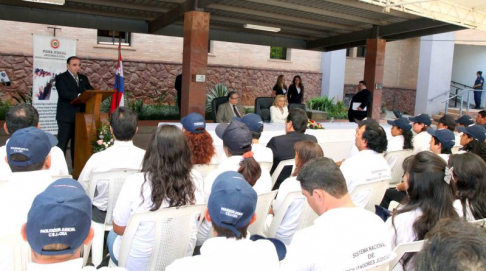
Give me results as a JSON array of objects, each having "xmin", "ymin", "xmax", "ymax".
[{"xmin": 32, "ymin": 35, "xmax": 76, "ymax": 135}]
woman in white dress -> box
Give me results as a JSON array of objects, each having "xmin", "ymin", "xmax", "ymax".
[{"xmin": 270, "ymin": 94, "xmax": 289, "ymax": 124}]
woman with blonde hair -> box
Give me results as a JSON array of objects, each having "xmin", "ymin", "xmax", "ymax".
[
  {"xmin": 270, "ymin": 94, "xmax": 289, "ymax": 124},
  {"xmin": 272, "ymin": 74, "xmax": 287, "ymax": 97}
]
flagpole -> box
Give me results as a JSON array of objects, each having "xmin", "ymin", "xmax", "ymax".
[{"xmin": 115, "ymin": 36, "xmax": 121, "ymax": 114}]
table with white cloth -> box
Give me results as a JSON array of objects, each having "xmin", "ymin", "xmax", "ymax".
[{"xmin": 158, "ymin": 122, "xmax": 397, "ymax": 163}]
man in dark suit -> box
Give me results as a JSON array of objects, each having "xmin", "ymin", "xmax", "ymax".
[
  {"xmin": 348, "ymin": 80, "xmax": 371, "ymax": 122},
  {"xmin": 267, "ymin": 108, "xmax": 317, "ymax": 189},
  {"xmin": 55, "ymin": 56, "xmax": 93, "ymax": 165}
]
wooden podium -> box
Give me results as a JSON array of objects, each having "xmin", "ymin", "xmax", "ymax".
[{"xmin": 70, "ymin": 90, "xmax": 114, "ymax": 178}]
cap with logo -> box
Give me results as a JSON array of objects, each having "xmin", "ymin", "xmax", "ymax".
[
  {"xmin": 427, "ymin": 128, "xmax": 455, "ymax": 148},
  {"xmin": 6, "ymin": 127, "xmax": 58, "ymax": 167},
  {"xmin": 408, "ymin": 113, "xmax": 431, "ymax": 126},
  {"xmin": 456, "ymin": 115, "xmax": 474, "ymax": 126},
  {"xmin": 25, "ymin": 178, "xmax": 92, "ymax": 256},
  {"xmin": 457, "ymin": 124, "xmax": 486, "ymax": 142},
  {"xmin": 181, "ymin": 112, "xmax": 206, "ymax": 134},
  {"xmin": 387, "ymin": 117, "xmax": 412, "ymax": 131},
  {"xmin": 233, "ymin": 113, "xmax": 264, "ymax": 133},
  {"xmin": 215, "ymin": 120, "xmax": 252, "ymax": 152}
]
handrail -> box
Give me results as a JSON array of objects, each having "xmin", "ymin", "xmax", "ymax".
[
  {"xmin": 440, "ymin": 88, "xmax": 471, "ymax": 103},
  {"xmin": 428, "ymin": 90, "xmax": 451, "ymax": 102},
  {"xmin": 451, "ymin": 80, "xmax": 474, "ymax": 89},
  {"xmin": 441, "ymin": 88, "xmax": 486, "ymax": 115}
]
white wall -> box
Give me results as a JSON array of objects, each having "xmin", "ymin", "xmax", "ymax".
[
  {"xmin": 321, "ymin": 49, "xmax": 346, "ymax": 101},
  {"xmin": 452, "ymin": 44, "xmax": 486, "ymax": 107}
]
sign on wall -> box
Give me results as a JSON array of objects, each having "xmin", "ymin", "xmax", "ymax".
[{"xmin": 32, "ymin": 34, "xmax": 76, "ymax": 134}]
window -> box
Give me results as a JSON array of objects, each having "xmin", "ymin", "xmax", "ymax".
[
  {"xmin": 346, "ymin": 48, "xmax": 350, "ymax": 57},
  {"xmin": 270, "ymin": 46, "xmax": 288, "ymax": 60},
  {"xmin": 97, "ymin": 30, "xmax": 131, "ymax": 46},
  {"xmin": 357, "ymin": 46, "xmax": 366, "ymax": 58}
]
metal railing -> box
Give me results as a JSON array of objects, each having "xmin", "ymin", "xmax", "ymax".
[{"xmin": 442, "ymin": 88, "xmax": 486, "ymax": 115}]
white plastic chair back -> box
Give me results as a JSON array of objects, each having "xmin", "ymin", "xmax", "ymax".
[
  {"xmin": 451, "ymin": 146, "xmax": 460, "ymax": 154},
  {"xmin": 389, "ymin": 240, "xmax": 425, "ymax": 270},
  {"xmin": 0, "ymin": 234, "xmax": 31, "ymax": 271},
  {"xmin": 271, "ymin": 159, "xmax": 295, "ymax": 188},
  {"xmin": 350, "ymin": 179, "xmax": 390, "ymax": 212},
  {"xmin": 388, "ymin": 200, "xmax": 400, "ymax": 212},
  {"xmin": 259, "ymin": 161, "xmax": 272, "ymax": 172},
  {"xmin": 385, "ymin": 150, "xmax": 412, "ymax": 186},
  {"xmin": 295, "ymin": 196, "xmax": 319, "ymax": 232},
  {"xmin": 248, "ymin": 190, "xmax": 278, "ymax": 236},
  {"xmin": 193, "ymin": 164, "xmax": 219, "ymax": 180},
  {"xmin": 116, "ymin": 204, "xmax": 206, "ymax": 270},
  {"xmin": 470, "ymin": 218, "xmax": 486, "ymax": 227}
]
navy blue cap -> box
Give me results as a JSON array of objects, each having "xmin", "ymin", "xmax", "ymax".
[
  {"xmin": 208, "ymin": 171, "xmax": 257, "ymax": 237},
  {"xmin": 250, "ymin": 234, "xmax": 287, "ymax": 261},
  {"xmin": 387, "ymin": 117, "xmax": 412, "ymax": 131},
  {"xmin": 215, "ymin": 120, "xmax": 252, "ymax": 152},
  {"xmin": 26, "ymin": 178, "xmax": 92, "ymax": 256},
  {"xmin": 181, "ymin": 112, "xmax": 206, "ymax": 134},
  {"xmin": 6, "ymin": 127, "xmax": 57, "ymax": 167},
  {"xmin": 458, "ymin": 124, "xmax": 486, "ymax": 142},
  {"xmin": 233, "ymin": 113, "xmax": 264, "ymax": 133},
  {"xmin": 409, "ymin": 113, "xmax": 431, "ymax": 126},
  {"xmin": 456, "ymin": 115, "xmax": 474, "ymax": 126},
  {"xmin": 427, "ymin": 128, "xmax": 455, "ymax": 148}
]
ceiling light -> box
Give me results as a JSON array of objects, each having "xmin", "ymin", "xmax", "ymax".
[
  {"xmin": 244, "ymin": 24, "xmax": 280, "ymax": 32},
  {"xmin": 23, "ymin": 0, "xmax": 65, "ymax": 5}
]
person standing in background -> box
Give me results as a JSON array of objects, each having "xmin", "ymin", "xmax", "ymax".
[
  {"xmin": 272, "ymin": 75, "xmax": 287, "ymax": 97},
  {"xmin": 287, "ymin": 75, "xmax": 304, "ymax": 104},
  {"xmin": 175, "ymin": 73, "xmax": 182, "ymax": 113},
  {"xmin": 348, "ymin": 81, "xmax": 371, "ymax": 122},
  {"xmin": 473, "ymin": 71, "xmax": 484, "ymax": 109}
]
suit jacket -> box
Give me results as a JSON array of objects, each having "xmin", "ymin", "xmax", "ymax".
[
  {"xmin": 287, "ymin": 84, "xmax": 304, "ymax": 104},
  {"xmin": 267, "ymin": 131, "xmax": 318, "ymax": 189},
  {"xmin": 216, "ymin": 102, "xmax": 245, "ymax": 123},
  {"xmin": 55, "ymin": 71, "xmax": 93, "ymax": 123}
]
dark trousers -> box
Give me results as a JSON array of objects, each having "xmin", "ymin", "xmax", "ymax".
[
  {"xmin": 380, "ymin": 188, "xmax": 407, "ymax": 209},
  {"xmin": 57, "ymin": 120, "xmax": 75, "ymax": 165},
  {"xmin": 474, "ymin": 90, "xmax": 482, "ymax": 109}
]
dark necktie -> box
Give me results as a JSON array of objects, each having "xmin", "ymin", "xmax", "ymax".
[
  {"xmin": 74, "ymin": 75, "xmax": 79, "ymax": 87},
  {"xmin": 233, "ymin": 105, "xmax": 241, "ymax": 118}
]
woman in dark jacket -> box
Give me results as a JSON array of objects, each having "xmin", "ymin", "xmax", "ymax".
[{"xmin": 287, "ymin": 75, "xmax": 304, "ymax": 104}]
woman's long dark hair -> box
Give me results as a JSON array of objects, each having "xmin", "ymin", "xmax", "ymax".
[
  {"xmin": 291, "ymin": 75, "xmax": 304, "ymax": 94},
  {"xmin": 402, "ymin": 129, "xmax": 413, "ymax": 150},
  {"xmin": 449, "ymin": 153, "xmax": 486, "ymax": 220},
  {"xmin": 292, "ymin": 141, "xmax": 323, "ymax": 176},
  {"xmin": 392, "ymin": 151, "xmax": 458, "ymax": 268},
  {"xmin": 141, "ymin": 125, "xmax": 196, "ymax": 210},
  {"xmin": 460, "ymin": 135, "xmax": 486, "ymax": 162},
  {"xmin": 226, "ymin": 144, "xmax": 262, "ymax": 187}
]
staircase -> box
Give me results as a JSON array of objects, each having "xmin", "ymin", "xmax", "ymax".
[{"xmin": 432, "ymin": 108, "xmax": 481, "ymax": 125}]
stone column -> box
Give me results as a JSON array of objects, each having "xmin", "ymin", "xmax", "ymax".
[
  {"xmin": 364, "ymin": 39, "xmax": 386, "ymax": 120},
  {"xmin": 321, "ymin": 49, "xmax": 346, "ymax": 101},
  {"xmin": 415, "ymin": 32, "xmax": 455, "ymax": 115},
  {"xmin": 181, "ymin": 11, "xmax": 210, "ymax": 118}
]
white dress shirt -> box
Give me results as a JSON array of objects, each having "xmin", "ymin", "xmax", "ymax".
[
  {"xmin": 412, "ymin": 132, "xmax": 432, "ymax": 154},
  {"xmin": 27, "ymin": 258, "xmax": 126, "ymax": 270},
  {"xmin": 270, "ymin": 106, "xmax": 289, "ymax": 124},
  {"xmin": 78, "ymin": 140, "xmax": 145, "ymax": 211}
]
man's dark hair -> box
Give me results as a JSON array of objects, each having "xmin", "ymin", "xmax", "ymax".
[
  {"xmin": 286, "ymin": 108, "xmax": 308, "ymax": 133},
  {"xmin": 478, "ymin": 71, "xmax": 483, "ymax": 76},
  {"xmin": 478, "ymin": 110, "xmax": 486, "ymax": 118},
  {"xmin": 67, "ymin": 56, "xmax": 80, "ymax": 64},
  {"xmin": 432, "ymin": 136, "xmax": 452, "ymax": 154},
  {"xmin": 212, "ymin": 222, "xmax": 249, "ymax": 240},
  {"xmin": 110, "ymin": 106, "xmax": 138, "ymax": 141},
  {"xmin": 359, "ymin": 80, "xmax": 367, "ymax": 87},
  {"xmin": 363, "ymin": 123, "xmax": 388, "ymax": 153},
  {"xmin": 8, "ymin": 153, "xmax": 45, "ymax": 172},
  {"xmin": 227, "ymin": 91, "xmax": 238, "ymax": 99},
  {"xmin": 251, "ymin": 126, "xmax": 263, "ymax": 140},
  {"xmin": 415, "ymin": 218, "xmax": 486, "ymax": 271},
  {"xmin": 297, "ymin": 157, "xmax": 348, "ymax": 198},
  {"xmin": 5, "ymin": 104, "xmax": 39, "ymax": 134}
]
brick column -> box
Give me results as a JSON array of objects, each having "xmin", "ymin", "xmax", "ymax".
[
  {"xmin": 181, "ymin": 11, "xmax": 210, "ymax": 118},
  {"xmin": 364, "ymin": 39, "xmax": 386, "ymax": 119}
]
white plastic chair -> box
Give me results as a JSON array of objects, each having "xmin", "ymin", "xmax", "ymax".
[
  {"xmin": 113, "ymin": 204, "xmax": 206, "ymax": 270},
  {"xmin": 193, "ymin": 164, "xmax": 219, "ymax": 180},
  {"xmin": 85, "ymin": 168, "xmax": 139, "ymax": 266},
  {"xmin": 388, "ymin": 200, "xmax": 400, "ymax": 212},
  {"xmin": 0, "ymin": 234, "xmax": 30, "ymax": 271},
  {"xmin": 271, "ymin": 159, "xmax": 295, "ymax": 188},
  {"xmin": 248, "ymin": 190, "xmax": 279, "ymax": 236},
  {"xmin": 385, "ymin": 150, "xmax": 412, "ymax": 186},
  {"xmin": 470, "ymin": 218, "xmax": 486, "ymax": 227},
  {"xmin": 350, "ymin": 179, "xmax": 390, "ymax": 212},
  {"xmin": 389, "ymin": 240, "xmax": 425, "ymax": 270},
  {"xmin": 259, "ymin": 161, "xmax": 272, "ymax": 172}
]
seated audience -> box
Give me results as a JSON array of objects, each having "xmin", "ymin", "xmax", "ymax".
[
  {"xmin": 476, "ymin": 110, "xmax": 486, "ymax": 129},
  {"xmin": 340, "ymin": 122, "xmax": 391, "ymax": 208},
  {"xmin": 427, "ymin": 127, "xmax": 455, "ymax": 163},
  {"xmin": 21, "ymin": 178, "xmax": 124, "ymax": 270},
  {"xmin": 415, "ymin": 218, "xmax": 486, "ymax": 271},
  {"xmin": 387, "ymin": 117, "xmax": 413, "ymax": 152},
  {"xmin": 270, "ymin": 141, "xmax": 323, "ymax": 245},
  {"xmin": 216, "ymin": 91, "xmax": 245, "ymax": 123},
  {"xmin": 386, "ymin": 151, "xmax": 458, "ymax": 270},
  {"xmin": 409, "ymin": 113, "xmax": 432, "ymax": 154},
  {"xmin": 267, "ymin": 108, "xmax": 317, "ymax": 189},
  {"xmin": 181, "ymin": 112, "xmax": 217, "ymax": 164},
  {"xmin": 168, "ymin": 172, "xmax": 283, "ymax": 271},
  {"xmin": 78, "ymin": 106, "xmax": 145, "ymax": 224},
  {"xmin": 0, "ymin": 104, "xmax": 67, "ymax": 180},
  {"xmin": 281, "ymin": 157, "xmax": 392, "ymax": 270},
  {"xmin": 448, "ymin": 153, "xmax": 486, "ymax": 221},
  {"xmin": 0, "ymin": 127, "xmax": 57, "ymax": 235},
  {"xmin": 458, "ymin": 124, "xmax": 486, "ymax": 161},
  {"xmin": 344, "ymin": 118, "xmax": 377, "ymax": 160},
  {"xmin": 456, "ymin": 114, "xmax": 474, "ymax": 128},
  {"xmin": 108, "ymin": 125, "xmax": 203, "ymax": 271},
  {"xmin": 437, "ymin": 114, "xmax": 456, "ymax": 131},
  {"xmin": 379, "ymin": 156, "xmax": 414, "ymax": 209},
  {"xmin": 270, "ymin": 94, "xmax": 288, "ymax": 124},
  {"xmin": 234, "ymin": 113, "xmax": 273, "ymax": 163}
]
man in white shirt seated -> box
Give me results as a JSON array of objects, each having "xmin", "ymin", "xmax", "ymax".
[
  {"xmin": 78, "ymin": 106, "xmax": 145, "ymax": 224},
  {"xmin": 20, "ymin": 178, "xmax": 125, "ymax": 270},
  {"xmin": 340, "ymin": 122, "xmax": 391, "ymax": 208},
  {"xmin": 281, "ymin": 157, "xmax": 392, "ymax": 270},
  {"xmin": 233, "ymin": 113, "xmax": 273, "ymax": 163},
  {"xmin": 168, "ymin": 171, "xmax": 284, "ymax": 271},
  {"xmin": 0, "ymin": 104, "xmax": 68, "ymax": 180},
  {"xmin": 427, "ymin": 128, "xmax": 455, "ymax": 163},
  {"xmin": 0, "ymin": 127, "xmax": 58, "ymax": 236}
]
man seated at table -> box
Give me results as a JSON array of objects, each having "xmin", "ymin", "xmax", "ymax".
[
  {"xmin": 216, "ymin": 91, "xmax": 245, "ymax": 123},
  {"xmin": 266, "ymin": 108, "xmax": 317, "ymax": 189},
  {"xmin": 233, "ymin": 113, "xmax": 273, "ymax": 163}
]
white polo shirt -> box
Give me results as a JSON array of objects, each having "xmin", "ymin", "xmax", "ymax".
[
  {"xmin": 26, "ymin": 258, "xmax": 126, "ymax": 270},
  {"xmin": 412, "ymin": 132, "xmax": 432, "ymax": 155},
  {"xmin": 387, "ymin": 135, "xmax": 405, "ymax": 153},
  {"xmin": 251, "ymin": 143, "xmax": 274, "ymax": 163},
  {"xmin": 167, "ymin": 236, "xmax": 280, "ymax": 271},
  {"xmin": 281, "ymin": 207, "xmax": 392, "ymax": 271},
  {"xmin": 340, "ymin": 150, "xmax": 391, "ymax": 208},
  {"xmin": 437, "ymin": 153, "xmax": 450, "ymax": 163}
]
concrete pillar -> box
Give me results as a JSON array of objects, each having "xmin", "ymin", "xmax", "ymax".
[
  {"xmin": 181, "ymin": 11, "xmax": 210, "ymax": 118},
  {"xmin": 415, "ymin": 32, "xmax": 455, "ymax": 115},
  {"xmin": 321, "ymin": 49, "xmax": 346, "ymax": 101},
  {"xmin": 364, "ymin": 39, "xmax": 386, "ymax": 119}
]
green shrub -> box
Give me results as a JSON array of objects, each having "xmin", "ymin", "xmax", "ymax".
[
  {"xmin": 0, "ymin": 105, "xmax": 9, "ymax": 120},
  {"xmin": 206, "ymin": 83, "xmax": 230, "ymax": 113},
  {"xmin": 139, "ymin": 105, "xmax": 179, "ymax": 120},
  {"xmin": 307, "ymin": 97, "xmax": 348, "ymax": 119}
]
